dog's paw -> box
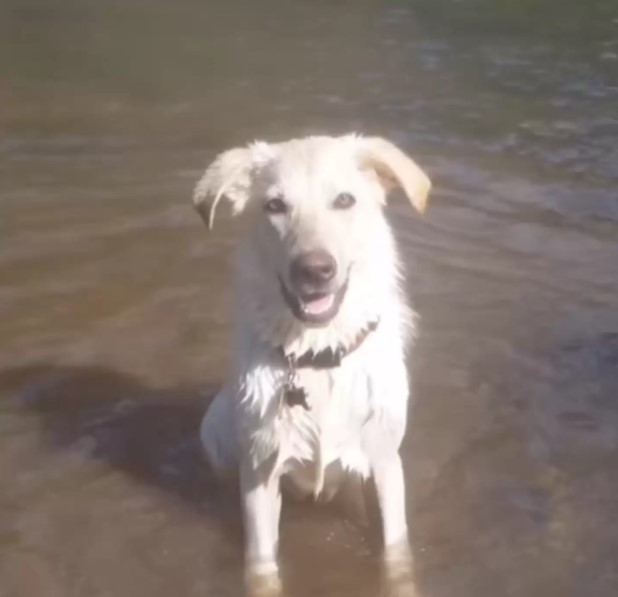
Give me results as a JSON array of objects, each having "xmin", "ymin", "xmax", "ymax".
[
  {"xmin": 381, "ymin": 565, "xmax": 420, "ymax": 597},
  {"xmin": 380, "ymin": 564, "xmax": 420, "ymax": 597},
  {"xmin": 245, "ymin": 571, "xmax": 283, "ymax": 597},
  {"xmin": 380, "ymin": 579, "xmax": 420, "ymax": 597},
  {"xmin": 380, "ymin": 549, "xmax": 420, "ymax": 597}
]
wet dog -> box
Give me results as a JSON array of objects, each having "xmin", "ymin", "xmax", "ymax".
[{"xmin": 193, "ymin": 135, "xmax": 431, "ymax": 596}]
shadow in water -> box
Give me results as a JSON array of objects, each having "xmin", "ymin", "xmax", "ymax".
[{"xmin": 1, "ymin": 363, "xmax": 221, "ymax": 509}]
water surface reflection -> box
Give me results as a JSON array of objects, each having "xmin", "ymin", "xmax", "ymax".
[{"xmin": 1, "ymin": 1, "xmax": 618, "ymax": 596}]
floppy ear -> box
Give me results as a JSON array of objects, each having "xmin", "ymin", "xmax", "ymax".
[
  {"xmin": 192, "ymin": 147, "xmax": 254, "ymax": 230},
  {"xmin": 358, "ymin": 137, "xmax": 431, "ymax": 213}
]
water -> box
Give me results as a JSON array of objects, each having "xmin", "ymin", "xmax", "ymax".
[{"xmin": 1, "ymin": 1, "xmax": 618, "ymax": 596}]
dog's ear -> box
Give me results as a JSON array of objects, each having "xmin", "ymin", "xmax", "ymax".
[
  {"xmin": 357, "ymin": 137, "xmax": 431, "ymax": 213},
  {"xmin": 193, "ymin": 142, "xmax": 275, "ymax": 229},
  {"xmin": 193, "ymin": 147, "xmax": 253, "ymax": 230}
]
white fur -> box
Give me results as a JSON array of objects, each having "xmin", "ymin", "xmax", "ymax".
[{"xmin": 194, "ymin": 135, "xmax": 431, "ymax": 596}]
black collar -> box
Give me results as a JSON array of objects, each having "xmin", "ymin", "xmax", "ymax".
[{"xmin": 278, "ymin": 320, "xmax": 379, "ymax": 370}]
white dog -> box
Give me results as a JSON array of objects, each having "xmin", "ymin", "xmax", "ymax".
[{"xmin": 193, "ymin": 135, "xmax": 431, "ymax": 596}]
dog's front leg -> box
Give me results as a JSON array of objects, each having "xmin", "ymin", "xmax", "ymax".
[
  {"xmin": 240, "ymin": 459, "xmax": 283, "ymax": 597},
  {"xmin": 372, "ymin": 453, "xmax": 419, "ymax": 597}
]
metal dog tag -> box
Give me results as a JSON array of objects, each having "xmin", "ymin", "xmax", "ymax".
[{"xmin": 283, "ymin": 384, "xmax": 310, "ymax": 410}]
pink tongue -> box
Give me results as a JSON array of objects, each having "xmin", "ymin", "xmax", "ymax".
[{"xmin": 303, "ymin": 294, "xmax": 334, "ymax": 315}]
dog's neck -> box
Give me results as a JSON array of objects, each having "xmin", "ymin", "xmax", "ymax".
[{"xmin": 277, "ymin": 320, "xmax": 379, "ymax": 369}]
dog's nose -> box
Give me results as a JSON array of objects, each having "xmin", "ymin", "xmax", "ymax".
[{"xmin": 290, "ymin": 250, "xmax": 337, "ymax": 290}]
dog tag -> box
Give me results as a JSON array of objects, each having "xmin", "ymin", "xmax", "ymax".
[{"xmin": 284, "ymin": 385, "xmax": 310, "ymax": 410}]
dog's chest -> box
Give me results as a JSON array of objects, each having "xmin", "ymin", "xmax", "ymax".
[{"xmin": 271, "ymin": 364, "xmax": 372, "ymax": 465}]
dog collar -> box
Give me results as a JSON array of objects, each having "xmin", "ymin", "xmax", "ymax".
[
  {"xmin": 279, "ymin": 320, "xmax": 379, "ymax": 370},
  {"xmin": 276, "ymin": 320, "xmax": 379, "ymax": 411}
]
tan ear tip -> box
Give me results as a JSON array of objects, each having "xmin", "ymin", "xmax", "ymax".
[
  {"xmin": 415, "ymin": 197, "xmax": 428, "ymax": 214},
  {"xmin": 415, "ymin": 177, "xmax": 432, "ymax": 214}
]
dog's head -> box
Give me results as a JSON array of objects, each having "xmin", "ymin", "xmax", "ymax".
[{"xmin": 193, "ymin": 135, "xmax": 431, "ymax": 334}]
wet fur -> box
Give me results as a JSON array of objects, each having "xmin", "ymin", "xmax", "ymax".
[{"xmin": 193, "ymin": 135, "xmax": 431, "ymax": 596}]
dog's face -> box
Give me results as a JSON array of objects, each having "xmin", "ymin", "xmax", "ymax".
[{"xmin": 194, "ymin": 135, "xmax": 431, "ymax": 328}]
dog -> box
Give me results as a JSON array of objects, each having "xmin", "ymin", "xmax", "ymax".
[{"xmin": 193, "ymin": 134, "xmax": 431, "ymax": 596}]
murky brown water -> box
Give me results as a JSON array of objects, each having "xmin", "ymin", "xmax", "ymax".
[{"xmin": 2, "ymin": 1, "xmax": 618, "ymax": 596}]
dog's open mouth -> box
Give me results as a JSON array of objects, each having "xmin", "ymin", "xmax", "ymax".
[{"xmin": 279, "ymin": 278, "xmax": 348, "ymax": 326}]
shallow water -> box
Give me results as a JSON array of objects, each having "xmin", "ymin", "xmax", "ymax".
[{"xmin": 1, "ymin": 1, "xmax": 618, "ymax": 596}]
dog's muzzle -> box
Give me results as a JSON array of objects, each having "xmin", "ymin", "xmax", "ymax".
[{"xmin": 280, "ymin": 250, "xmax": 348, "ymax": 326}]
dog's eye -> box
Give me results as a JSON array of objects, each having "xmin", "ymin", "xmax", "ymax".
[
  {"xmin": 332, "ymin": 192, "xmax": 356, "ymax": 210},
  {"xmin": 264, "ymin": 197, "xmax": 288, "ymax": 215}
]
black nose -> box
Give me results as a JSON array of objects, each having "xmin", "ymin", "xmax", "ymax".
[{"xmin": 290, "ymin": 250, "xmax": 337, "ymax": 291}]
